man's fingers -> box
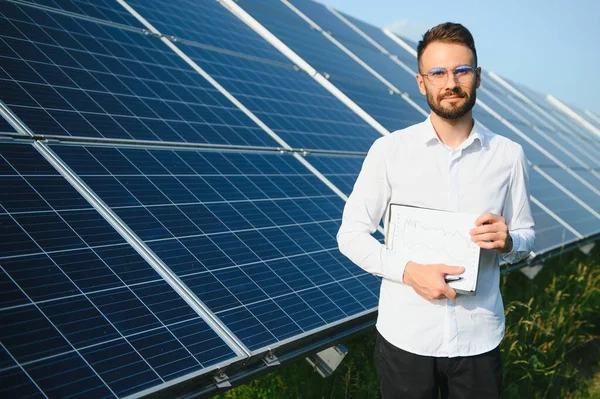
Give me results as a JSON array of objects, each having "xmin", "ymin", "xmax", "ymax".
[
  {"xmin": 474, "ymin": 213, "xmax": 504, "ymax": 226},
  {"xmin": 474, "ymin": 213, "xmax": 495, "ymax": 226},
  {"xmin": 476, "ymin": 241, "xmax": 501, "ymax": 249},
  {"xmin": 441, "ymin": 265, "xmax": 465, "ymax": 275},
  {"xmin": 470, "ymin": 224, "xmax": 500, "ymax": 235},
  {"xmin": 471, "ymin": 232, "xmax": 500, "ymax": 242},
  {"xmin": 443, "ymin": 285, "xmax": 457, "ymax": 300}
]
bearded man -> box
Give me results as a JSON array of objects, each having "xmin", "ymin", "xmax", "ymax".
[{"xmin": 337, "ymin": 22, "xmax": 535, "ymax": 399}]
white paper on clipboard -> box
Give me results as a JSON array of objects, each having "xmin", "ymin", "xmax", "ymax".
[{"xmin": 386, "ymin": 204, "xmax": 481, "ymax": 295}]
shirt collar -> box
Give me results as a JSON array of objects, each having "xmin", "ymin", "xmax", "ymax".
[{"xmin": 422, "ymin": 115, "xmax": 486, "ymax": 148}]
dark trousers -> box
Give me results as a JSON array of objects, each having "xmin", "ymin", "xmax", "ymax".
[{"xmin": 374, "ymin": 332, "xmax": 502, "ymax": 399}]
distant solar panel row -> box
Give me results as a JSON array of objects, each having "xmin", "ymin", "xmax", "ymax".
[{"xmin": 1, "ymin": 0, "xmax": 599, "ymax": 397}]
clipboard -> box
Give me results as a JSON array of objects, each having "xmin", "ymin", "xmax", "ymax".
[{"xmin": 386, "ymin": 203, "xmax": 481, "ymax": 295}]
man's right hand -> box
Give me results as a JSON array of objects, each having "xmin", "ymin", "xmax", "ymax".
[{"xmin": 403, "ymin": 261, "xmax": 465, "ymax": 300}]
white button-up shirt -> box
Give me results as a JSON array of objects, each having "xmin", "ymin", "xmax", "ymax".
[{"xmin": 337, "ymin": 116, "xmax": 535, "ymax": 357}]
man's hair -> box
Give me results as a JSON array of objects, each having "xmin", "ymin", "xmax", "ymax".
[{"xmin": 417, "ymin": 22, "xmax": 477, "ymax": 71}]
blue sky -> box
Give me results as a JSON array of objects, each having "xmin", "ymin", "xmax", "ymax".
[{"xmin": 317, "ymin": 0, "xmax": 600, "ymax": 114}]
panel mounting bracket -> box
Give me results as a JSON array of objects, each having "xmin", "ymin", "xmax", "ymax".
[
  {"xmin": 213, "ymin": 371, "xmax": 231, "ymax": 388},
  {"xmin": 305, "ymin": 344, "xmax": 348, "ymax": 378},
  {"xmin": 263, "ymin": 351, "xmax": 280, "ymax": 367}
]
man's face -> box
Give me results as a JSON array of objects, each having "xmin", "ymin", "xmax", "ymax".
[{"xmin": 416, "ymin": 42, "xmax": 481, "ymax": 120}]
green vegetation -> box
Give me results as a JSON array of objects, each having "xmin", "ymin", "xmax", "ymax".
[
  {"xmin": 501, "ymin": 248, "xmax": 600, "ymax": 398},
  {"xmin": 217, "ymin": 243, "xmax": 600, "ymax": 399}
]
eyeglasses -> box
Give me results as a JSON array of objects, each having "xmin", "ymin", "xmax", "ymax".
[{"xmin": 420, "ymin": 65, "xmax": 478, "ymax": 87}]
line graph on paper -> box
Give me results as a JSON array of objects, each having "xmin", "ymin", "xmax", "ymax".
[{"xmin": 387, "ymin": 204, "xmax": 481, "ymax": 294}]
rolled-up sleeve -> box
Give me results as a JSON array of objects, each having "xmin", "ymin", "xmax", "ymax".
[
  {"xmin": 500, "ymin": 145, "xmax": 535, "ymax": 264},
  {"xmin": 337, "ymin": 137, "xmax": 410, "ymax": 283}
]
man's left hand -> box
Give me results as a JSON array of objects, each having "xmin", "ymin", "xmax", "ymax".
[{"xmin": 469, "ymin": 213, "xmax": 512, "ymax": 253}]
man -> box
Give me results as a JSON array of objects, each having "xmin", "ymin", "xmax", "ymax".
[{"xmin": 337, "ymin": 22, "xmax": 535, "ymax": 398}]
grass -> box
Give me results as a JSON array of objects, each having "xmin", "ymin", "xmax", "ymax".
[{"xmin": 217, "ymin": 242, "xmax": 600, "ymax": 399}]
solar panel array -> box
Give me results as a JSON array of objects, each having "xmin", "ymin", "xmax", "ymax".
[{"xmin": 1, "ymin": 0, "xmax": 598, "ymax": 397}]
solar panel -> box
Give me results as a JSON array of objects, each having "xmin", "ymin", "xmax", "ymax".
[
  {"xmin": 282, "ymin": 0, "xmax": 425, "ymax": 99},
  {"xmin": 0, "ymin": 141, "xmax": 239, "ymax": 398},
  {"xmin": 2, "ymin": 0, "xmax": 599, "ymax": 397},
  {"xmin": 482, "ymin": 78, "xmax": 600, "ymax": 170},
  {"xmin": 117, "ymin": 0, "xmax": 385, "ymax": 152},
  {"xmin": 478, "ymin": 83, "xmax": 599, "ymax": 171},
  {"xmin": 172, "ymin": 42, "xmax": 383, "ymax": 151},
  {"xmin": 494, "ymin": 76, "xmax": 600, "ymax": 153},
  {"xmin": 239, "ymin": 0, "xmax": 398, "ymax": 86},
  {"xmin": 49, "ymin": 143, "xmax": 381, "ymax": 351},
  {"xmin": 235, "ymin": 0, "xmax": 427, "ymax": 132},
  {"xmin": 0, "ymin": 1, "xmax": 278, "ymax": 146},
  {"xmin": 470, "ymin": 107, "xmax": 600, "ymax": 234}
]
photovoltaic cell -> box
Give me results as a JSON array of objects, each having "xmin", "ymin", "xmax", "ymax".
[
  {"xmin": 471, "ymin": 106, "xmax": 600, "ymax": 195},
  {"xmin": 178, "ymin": 42, "xmax": 383, "ymax": 151},
  {"xmin": 326, "ymin": 78, "xmax": 426, "ymax": 132},
  {"xmin": 0, "ymin": 120, "xmax": 17, "ymax": 134},
  {"xmin": 0, "ymin": 1, "xmax": 277, "ymax": 146},
  {"xmin": 0, "ymin": 142, "xmax": 237, "ymax": 398},
  {"xmin": 119, "ymin": 0, "xmax": 385, "ymax": 152},
  {"xmin": 50, "ymin": 143, "xmax": 381, "ymax": 351}
]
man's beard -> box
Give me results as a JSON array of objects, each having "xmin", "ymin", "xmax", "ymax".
[{"xmin": 426, "ymin": 86, "xmax": 477, "ymax": 120}]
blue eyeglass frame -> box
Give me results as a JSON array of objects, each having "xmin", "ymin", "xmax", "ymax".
[{"xmin": 420, "ymin": 65, "xmax": 480, "ymax": 87}]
